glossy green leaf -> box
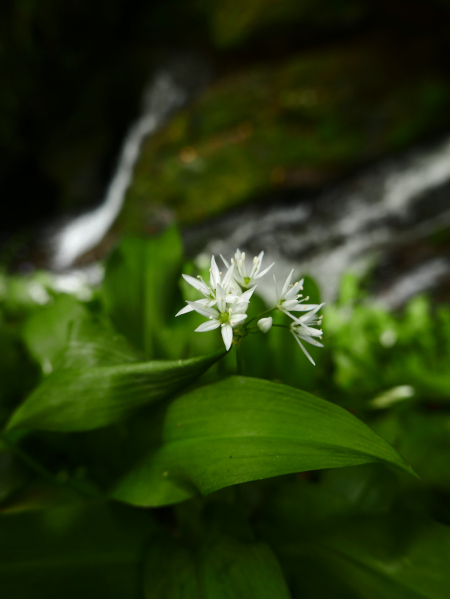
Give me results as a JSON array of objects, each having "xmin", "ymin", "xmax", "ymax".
[
  {"xmin": 6, "ymin": 351, "xmax": 225, "ymax": 432},
  {"xmin": 111, "ymin": 376, "xmax": 414, "ymax": 507},
  {"xmin": 0, "ymin": 503, "xmax": 155, "ymax": 599},
  {"xmin": 57, "ymin": 317, "xmax": 146, "ymax": 370}
]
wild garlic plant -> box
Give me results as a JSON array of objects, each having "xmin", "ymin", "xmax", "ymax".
[{"xmin": 176, "ymin": 249, "xmax": 324, "ymax": 365}]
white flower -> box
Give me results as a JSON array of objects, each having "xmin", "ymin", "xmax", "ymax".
[
  {"xmin": 289, "ymin": 304, "xmax": 324, "ymax": 365},
  {"xmin": 176, "ymin": 256, "xmax": 235, "ymax": 316},
  {"xmin": 187, "ymin": 282, "xmax": 248, "ymax": 351},
  {"xmin": 221, "ymin": 249, "xmax": 274, "ymax": 289},
  {"xmin": 274, "ymin": 270, "xmax": 320, "ymax": 319},
  {"xmin": 257, "ymin": 317, "xmax": 273, "ymax": 333}
]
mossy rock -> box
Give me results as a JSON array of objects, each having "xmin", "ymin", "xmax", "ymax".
[
  {"xmin": 195, "ymin": 0, "xmax": 370, "ymax": 48},
  {"xmin": 120, "ymin": 37, "xmax": 450, "ymax": 232}
]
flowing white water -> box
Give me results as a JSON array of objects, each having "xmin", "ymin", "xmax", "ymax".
[
  {"xmin": 196, "ymin": 135, "xmax": 450, "ymax": 304},
  {"xmin": 52, "ymin": 72, "xmax": 186, "ymax": 270}
]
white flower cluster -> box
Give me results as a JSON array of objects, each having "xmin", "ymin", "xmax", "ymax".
[{"xmin": 176, "ymin": 249, "xmax": 324, "ymax": 363}]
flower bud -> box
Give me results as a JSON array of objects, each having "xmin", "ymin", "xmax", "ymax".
[{"xmin": 257, "ymin": 317, "xmax": 273, "ymax": 333}]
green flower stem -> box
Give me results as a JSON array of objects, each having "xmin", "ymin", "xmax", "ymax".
[
  {"xmin": 236, "ymin": 343, "xmax": 244, "ymax": 375},
  {"xmin": 0, "ymin": 434, "xmax": 56, "ymax": 484},
  {"xmin": 0, "ymin": 433, "xmax": 100, "ymax": 498}
]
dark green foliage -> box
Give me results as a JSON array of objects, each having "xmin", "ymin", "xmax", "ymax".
[{"xmin": 1, "ymin": 227, "xmax": 450, "ymax": 597}]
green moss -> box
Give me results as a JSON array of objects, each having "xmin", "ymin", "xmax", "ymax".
[
  {"xmin": 195, "ymin": 0, "xmax": 369, "ymax": 48},
  {"xmin": 121, "ymin": 39, "xmax": 450, "ymax": 231}
]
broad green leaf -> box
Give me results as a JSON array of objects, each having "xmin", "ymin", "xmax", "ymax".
[
  {"xmin": 278, "ymin": 514, "xmax": 450, "ymax": 599},
  {"xmin": 0, "ymin": 503, "xmax": 155, "ymax": 599},
  {"xmin": 373, "ymin": 410, "xmax": 450, "ymax": 495},
  {"xmin": 144, "ymin": 502, "xmax": 291, "ymax": 599},
  {"xmin": 323, "ymin": 515, "xmax": 450, "ymax": 599},
  {"xmin": 259, "ymin": 478, "xmax": 450, "ymax": 599},
  {"xmin": 21, "ymin": 295, "xmax": 89, "ymax": 374},
  {"xmin": 57, "ymin": 317, "xmax": 145, "ymax": 370},
  {"xmin": 110, "ymin": 376, "xmax": 414, "ymax": 507},
  {"xmin": 6, "ymin": 350, "xmax": 225, "ymax": 432},
  {"xmin": 0, "ymin": 316, "xmax": 39, "ymax": 422},
  {"xmin": 102, "ymin": 227, "xmax": 188, "ymax": 358},
  {"xmin": 145, "ymin": 534, "xmax": 291, "ymax": 599}
]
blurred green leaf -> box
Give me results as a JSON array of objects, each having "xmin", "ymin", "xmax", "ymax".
[
  {"xmin": 0, "ymin": 482, "xmax": 82, "ymax": 514},
  {"xmin": 260, "ymin": 479, "xmax": 450, "ymax": 599},
  {"xmin": 111, "ymin": 376, "xmax": 414, "ymax": 507},
  {"xmin": 287, "ymin": 515, "xmax": 450, "ymax": 599},
  {"xmin": 21, "ymin": 295, "xmax": 89, "ymax": 375},
  {"xmin": 0, "ymin": 316, "xmax": 39, "ymax": 422},
  {"xmin": 0, "ymin": 503, "xmax": 155, "ymax": 598},
  {"xmin": 103, "ymin": 227, "xmax": 189, "ymax": 359},
  {"xmin": 6, "ymin": 350, "xmax": 225, "ymax": 432}
]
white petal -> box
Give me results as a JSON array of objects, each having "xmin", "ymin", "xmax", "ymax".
[
  {"xmin": 239, "ymin": 286, "xmax": 257, "ymax": 302},
  {"xmin": 175, "ymin": 304, "xmax": 194, "ymax": 316},
  {"xmin": 210, "ymin": 256, "xmax": 220, "ymax": 288},
  {"xmin": 225, "ymin": 293, "xmax": 241, "ymax": 303},
  {"xmin": 299, "ymin": 302, "xmax": 325, "ymax": 319},
  {"xmin": 255, "ymin": 250, "xmax": 264, "ymax": 272},
  {"xmin": 182, "ymin": 274, "xmax": 209, "ymax": 296},
  {"xmin": 220, "ymin": 254, "xmax": 232, "ymax": 272},
  {"xmin": 273, "ymin": 273, "xmax": 278, "ymax": 298},
  {"xmin": 232, "ymin": 301, "xmax": 249, "ymax": 315},
  {"xmin": 230, "ymin": 279, "xmax": 242, "ymax": 295},
  {"xmin": 222, "ymin": 263, "xmax": 235, "ymax": 290},
  {"xmin": 216, "ymin": 282, "xmax": 226, "ymax": 313},
  {"xmin": 289, "ymin": 303, "xmax": 320, "ymax": 312},
  {"xmin": 257, "ymin": 317, "xmax": 273, "ymax": 333},
  {"xmin": 281, "ymin": 299, "xmax": 299, "ymax": 310},
  {"xmin": 230, "ymin": 313, "xmax": 247, "ymax": 326},
  {"xmin": 284, "ymin": 282, "xmax": 302, "ymax": 300},
  {"xmin": 281, "ymin": 269, "xmax": 294, "ymax": 297},
  {"xmin": 195, "ymin": 320, "xmax": 221, "ymax": 332},
  {"xmin": 221, "ymin": 324, "xmax": 233, "ymax": 351},
  {"xmin": 255, "ymin": 261, "xmax": 274, "ymax": 280},
  {"xmin": 297, "ymin": 335, "xmax": 324, "ymax": 348},
  {"xmin": 291, "ymin": 331, "xmax": 316, "ymax": 365},
  {"xmin": 187, "ymin": 301, "xmax": 218, "ymax": 318}
]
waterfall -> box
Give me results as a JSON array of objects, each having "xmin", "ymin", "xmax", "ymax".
[
  {"xmin": 52, "ymin": 72, "xmax": 186, "ymax": 270},
  {"xmin": 192, "ymin": 135, "xmax": 450, "ymax": 304}
]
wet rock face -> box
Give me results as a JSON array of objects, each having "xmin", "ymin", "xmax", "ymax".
[
  {"xmin": 122, "ymin": 37, "xmax": 450, "ymax": 232},
  {"xmin": 183, "ymin": 136, "xmax": 450, "ymax": 306},
  {"xmin": 4, "ymin": 0, "xmax": 450, "ymax": 298}
]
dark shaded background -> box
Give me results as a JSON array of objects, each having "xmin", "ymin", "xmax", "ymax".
[{"xmin": 2, "ymin": 0, "xmax": 450, "ymax": 263}]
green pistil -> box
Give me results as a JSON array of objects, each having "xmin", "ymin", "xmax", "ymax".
[
  {"xmin": 219, "ymin": 312, "xmax": 230, "ymax": 325},
  {"xmin": 244, "ymin": 277, "xmax": 251, "ymax": 285}
]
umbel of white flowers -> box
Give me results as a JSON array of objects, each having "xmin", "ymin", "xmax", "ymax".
[{"xmin": 176, "ymin": 249, "xmax": 324, "ymax": 364}]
